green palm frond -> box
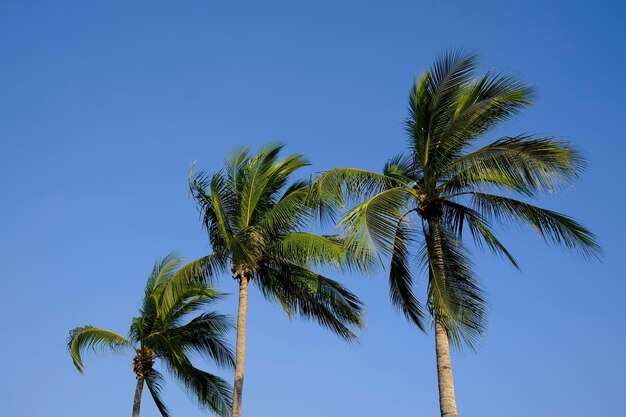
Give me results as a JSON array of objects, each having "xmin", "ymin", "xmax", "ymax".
[
  {"xmin": 389, "ymin": 221, "xmax": 426, "ymax": 329},
  {"xmin": 441, "ymin": 136, "xmax": 583, "ymax": 195},
  {"xmin": 160, "ymin": 285, "xmax": 223, "ymax": 327},
  {"xmin": 423, "ymin": 224, "xmax": 486, "ymax": 350},
  {"xmin": 471, "ymin": 192, "xmax": 600, "ymax": 258},
  {"xmin": 316, "ymin": 167, "xmax": 401, "ymax": 210},
  {"xmin": 442, "ymin": 200, "xmax": 519, "ymax": 268},
  {"xmin": 383, "ymin": 153, "xmax": 417, "ymax": 182},
  {"xmin": 148, "ymin": 255, "xmax": 184, "ymax": 291},
  {"xmin": 174, "ymin": 312, "xmax": 235, "ymax": 369},
  {"xmin": 408, "ymin": 51, "xmax": 480, "ymax": 174},
  {"xmin": 159, "ymin": 254, "xmax": 228, "ymax": 315},
  {"xmin": 340, "ymin": 187, "xmax": 413, "ymax": 261},
  {"xmin": 258, "ymin": 185, "xmax": 313, "ymax": 234},
  {"xmin": 188, "ymin": 169, "xmax": 238, "ymax": 251},
  {"xmin": 67, "ymin": 326, "xmax": 132, "ymax": 374},
  {"xmin": 239, "ymin": 143, "xmax": 309, "ymax": 227},
  {"xmin": 256, "ymin": 264, "xmax": 364, "ymax": 341},
  {"xmin": 143, "ymin": 255, "xmax": 185, "ymax": 317},
  {"xmin": 440, "ymin": 71, "xmax": 534, "ymax": 158},
  {"xmin": 274, "ymin": 232, "xmax": 375, "ymax": 272},
  {"xmin": 166, "ymin": 359, "xmax": 233, "ymax": 417},
  {"xmin": 145, "ymin": 369, "xmax": 170, "ymax": 417}
]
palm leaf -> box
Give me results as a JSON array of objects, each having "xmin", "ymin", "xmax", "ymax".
[
  {"xmin": 159, "ymin": 255, "xmax": 228, "ymax": 314},
  {"xmin": 389, "ymin": 220, "xmax": 426, "ymax": 329},
  {"xmin": 174, "ymin": 312, "xmax": 235, "ymax": 369},
  {"xmin": 67, "ymin": 326, "xmax": 132, "ymax": 374},
  {"xmin": 145, "ymin": 369, "xmax": 170, "ymax": 417},
  {"xmin": 423, "ymin": 224, "xmax": 486, "ymax": 350},
  {"xmin": 471, "ymin": 192, "xmax": 601, "ymax": 258},
  {"xmin": 339, "ymin": 187, "xmax": 413, "ymax": 261},
  {"xmin": 166, "ymin": 359, "xmax": 233, "ymax": 417},
  {"xmin": 315, "ymin": 167, "xmax": 402, "ymax": 210},
  {"xmin": 442, "ymin": 200, "xmax": 519, "ymax": 268},
  {"xmin": 274, "ymin": 232, "xmax": 375, "ymax": 272},
  {"xmin": 439, "ymin": 71, "xmax": 534, "ymax": 158},
  {"xmin": 441, "ymin": 135, "xmax": 583, "ymax": 195},
  {"xmin": 410, "ymin": 51, "xmax": 479, "ymax": 173},
  {"xmin": 255, "ymin": 263, "xmax": 365, "ymax": 341}
]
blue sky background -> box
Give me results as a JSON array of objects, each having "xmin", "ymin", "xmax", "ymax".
[{"xmin": 1, "ymin": 1, "xmax": 625, "ymax": 416}]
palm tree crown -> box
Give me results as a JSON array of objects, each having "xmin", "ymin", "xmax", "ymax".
[
  {"xmin": 188, "ymin": 143, "xmax": 368, "ymax": 339},
  {"xmin": 68, "ymin": 255, "xmax": 235, "ymax": 417},
  {"xmin": 187, "ymin": 143, "xmax": 371, "ymax": 417},
  {"xmin": 316, "ymin": 51, "xmax": 600, "ymax": 416}
]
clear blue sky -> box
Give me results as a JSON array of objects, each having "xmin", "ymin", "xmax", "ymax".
[{"xmin": 1, "ymin": 1, "xmax": 624, "ymax": 416}]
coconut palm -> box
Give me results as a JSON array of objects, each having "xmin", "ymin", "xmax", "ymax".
[
  {"xmin": 68, "ymin": 255, "xmax": 235, "ymax": 417},
  {"xmin": 187, "ymin": 144, "xmax": 370, "ymax": 417},
  {"xmin": 316, "ymin": 51, "xmax": 600, "ymax": 416}
]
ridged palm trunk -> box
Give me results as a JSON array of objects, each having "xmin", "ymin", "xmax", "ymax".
[
  {"xmin": 232, "ymin": 275, "xmax": 250, "ymax": 417},
  {"xmin": 427, "ymin": 216, "xmax": 458, "ymax": 417},
  {"xmin": 435, "ymin": 319, "xmax": 457, "ymax": 417},
  {"xmin": 132, "ymin": 376, "xmax": 144, "ymax": 417}
]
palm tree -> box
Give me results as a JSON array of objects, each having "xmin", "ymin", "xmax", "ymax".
[
  {"xmin": 68, "ymin": 255, "xmax": 235, "ymax": 417},
  {"xmin": 187, "ymin": 144, "xmax": 370, "ymax": 417},
  {"xmin": 316, "ymin": 51, "xmax": 600, "ymax": 416}
]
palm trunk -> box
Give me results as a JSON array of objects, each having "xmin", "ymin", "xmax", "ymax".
[
  {"xmin": 428, "ymin": 217, "xmax": 458, "ymax": 417},
  {"xmin": 232, "ymin": 276, "xmax": 249, "ymax": 417},
  {"xmin": 132, "ymin": 376, "xmax": 144, "ymax": 417},
  {"xmin": 435, "ymin": 319, "xmax": 457, "ymax": 417}
]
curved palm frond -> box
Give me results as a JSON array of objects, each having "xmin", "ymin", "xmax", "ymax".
[
  {"xmin": 439, "ymin": 71, "xmax": 534, "ymax": 158},
  {"xmin": 441, "ymin": 136, "xmax": 584, "ymax": 195},
  {"xmin": 239, "ymin": 143, "xmax": 309, "ymax": 227},
  {"xmin": 255, "ymin": 264, "xmax": 364, "ymax": 341},
  {"xmin": 383, "ymin": 153, "xmax": 418, "ymax": 182},
  {"xmin": 67, "ymin": 326, "xmax": 132, "ymax": 374},
  {"xmin": 408, "ymin": 51, "xmax": 480, "ymax": 175},
  {"xmin": 160, "ymin": 285, "xmax": 223, "ymax": 327},
  {"xmin": 147, "ymin": 255, "xmax": 184, "ymax": 292},
  {"xmin": 389, "ymin": 220, "xmax": 426, "ymax": 329},
  {"xmin": 159, "ymin": 254, "xmax": 228, "ymax": 315},
  {"xmin": 145, "ymin": 369, "xmax": 170, "ymax": 417},
  {"xmin": 164, "ymin": 357, "xmax": 233, "ymax": 417},
  {"xmin": 174, "ymin": 312, "xmax": 235, "ymax": 369},
  {"xmin": 258, "ymin": 185, "xmax": 313, "ymax": 234},
  {"xmin": 422, "ymin": 224, "xmax": 486, "ymax": 350},
  {"xmin": 470, "ymin": 192, "xmax": 600, "ymax": 258},
  {"xmin": 442, "ymin": 200, "xmax": 519, "ymax": 268},
  {"xmin": 188, "ymin": 169, "xmax": 237, "ymax": 252},
  {"xmin": 142, "ymin": 255, "xmax": 186, "ymax": 324},
  {"xmin": 315, "ymin": 167, "xmax": 403, "ymax": 211},
  {"xmin": 274, "ymin": 232, "xmax": 376, "ymax": 273},
  {"xmin": 339, "ymin": 187, "xmax": 414, "ymax": 261}
]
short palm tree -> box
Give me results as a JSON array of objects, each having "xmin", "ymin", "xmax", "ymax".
[
  {"xmin": 187, "ymin": 144, "xmax": 369, "ymax": 417},
  {"xmin": 68, "ymin": 255, "xmax": 235, "ymax": 417},
  {"xmin": 316, "ymin": 51, "xmax": 600, "ymax": 416}
]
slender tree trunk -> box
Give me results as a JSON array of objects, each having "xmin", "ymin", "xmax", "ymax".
[
  {"xmin": 427, "ymin": 217, "xmax": 458, "ymax": 417},
  {"xmin": 132, "ymin": 376, "xmax": 144, "ymax": 417},
  {"xmin": 232, "ymin": 276, "xmax": 249, "ymax": 417},
  {"xmin": 435, "ymin": 319, "xmax": 457, "ymax": 417}
]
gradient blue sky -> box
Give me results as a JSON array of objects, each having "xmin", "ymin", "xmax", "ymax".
[{"xmin": 1, "ymin": 1, "xmax": 624, "ymax": 416}]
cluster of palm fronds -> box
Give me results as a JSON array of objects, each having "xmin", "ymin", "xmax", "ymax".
[{"xmin": 67, "ymin": 51, "xmax": 599, "ymax": 417}]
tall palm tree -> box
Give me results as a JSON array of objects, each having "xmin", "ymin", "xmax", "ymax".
[
  {"xmin": 68, "ymin": 255, "xmax": 235, "ymax": 417},
  {"xmin": 187, "ymin": 144, "xmax": 370, "ymax": 417},
  {"xmin": 316, "ymin": 51, "xmax": 600, "ymax": 416}
]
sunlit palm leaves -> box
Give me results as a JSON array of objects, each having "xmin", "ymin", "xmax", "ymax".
[
  {"xmin": 67, "ymin": 255, "xmax": 235, "ymax": 417},
  {"xmin": 188, "ymin": 143, "xmax": 372, "ymax": 339},
  {"xmin": 316, "ymin": 50, "xmax": 600, "ymax": 348}
]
